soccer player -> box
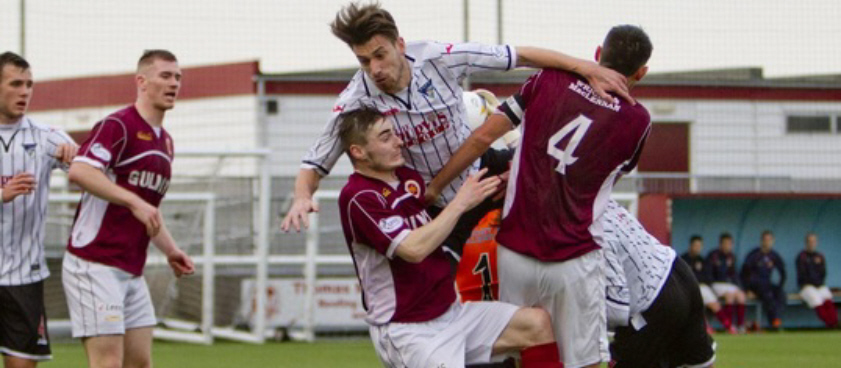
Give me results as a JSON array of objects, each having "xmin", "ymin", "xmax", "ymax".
[
  {"xmin": 337, "ymin": 106, "xmax": 563, "ymax": 367},
  {"xmin": 797, "ymin": 233, "xmax": 837, "ymax": 328},
  {"xmin": 705, "ymin": 232, "xmax": 748, "ymax": 332},
  {"xmin": 0, "ymin": 51, "xmax": 77, "ymax": 368},
  {"xmin": 281, "ymin": 1, "xmax": 632, "ymax": 263},
  {"xmin": 61, "ymin": 50, "xmax": 194, "ymax": 368},
  {"xmin": 428, "ymin": 25, "xmax": 653, "ymax": 367},
  {"xmin": 741, "ymin": 230, "xmax": 787, "ymax": 330},
  {"xmin": 603, "ymin": 201, "xmax": 716, "ymax": 368},
  {"xmin": 680, "ymin": 235, "xmax": 732, "ymax": 333}
]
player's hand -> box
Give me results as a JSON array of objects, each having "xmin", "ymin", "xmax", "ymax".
[
  {"xmin": 129, "ymin": 199, "xmax": 162, "ymax": 237},
  {"xmin": 167, "ymin": 248, "xmax": 195, "ymax": 277},
  {"xmin": 452, "ymin": 168, "xmax": 501, "ymax": 212},
  {"xmin": 581, "ymin": 61, "xmax": 634, "ymax": 105},
  {"xmin": 54, "ymin": 143, "xmax": 79, "ymax": 164},
  {"xmin": 2, "ymin": 172, "xmax": 36, "ymax": 202},
  {"xmin": 281, "ymin": 197, "xmax": 319, "ymax": 232},
  {"xmin": 491, "ymin": 170, "xmax": 510, "ymax": 202},
  {"xmin": 423, "ymin": 184, "xmax": 441, "ymax": 206}
]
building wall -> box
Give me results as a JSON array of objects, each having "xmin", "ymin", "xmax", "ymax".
[
  {"xmin": 265, "ymin": 95, "xmax": 354, "ymax": 178},
  {"xmin": 28, "ymin": 95, "xmax": 261, "ymax": 177}
]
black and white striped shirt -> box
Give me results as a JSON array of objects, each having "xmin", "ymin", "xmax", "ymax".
[
  {"xmin": 302, "ymin": 41, "xmax": 516, "ymax": 205},
  {"xmin": 0, "ymin": 117, "xmax": 74, "ymax": 285},
  {"xmin": 600, "ymin": 200, "xmax": 676, "ymax": 330}
]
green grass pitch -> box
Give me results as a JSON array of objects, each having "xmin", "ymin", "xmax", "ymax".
[{"xmin": 46, "ymin": 331, "xmax": 840, "ymax": 367}]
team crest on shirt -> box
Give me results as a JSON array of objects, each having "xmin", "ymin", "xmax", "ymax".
[
  {"xmin": 23, "ymin": 143, "xmax": 36, "ymax": 156},
  {"xmin": 382, "ymin": 187, "xmax": 392, "ymax": 197},
  {"xmin": 137, "ymin": 131, "xmax": 153, "ymax": 141},
  {"xmin": 404, "ymin": 180, "xmax": 421, "ymax": 198},
  {"xmin": 418, "ymin": 80, "xmax": 437, "ymax": 100},
  {"xmin": 90, "ymin": 143, "xmax": 112, "ymax": 162},
  {"xmin": 815, "ymin": 256, "xmax": 822, "ymax": 264}
]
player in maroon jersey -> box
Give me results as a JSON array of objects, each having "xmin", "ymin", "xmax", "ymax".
[
  {"xmin": 62, "ymin": 50, "xmax": 194, "ymax": 368},
  {"xmin": 337, "ymin": 106, "xmax": 563, "ymax": 367},
  {"xmin": 428, "ymin": 25, "xmax": 652, "ymax": 368}
]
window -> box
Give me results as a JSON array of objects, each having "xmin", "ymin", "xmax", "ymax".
[
  {"xmin": 786, "ymin": 115, "xmax": 833, "ymax": 133},
  {"xmin": 265, "ymin": 100, "xmax": 279, "ymax": 115}
]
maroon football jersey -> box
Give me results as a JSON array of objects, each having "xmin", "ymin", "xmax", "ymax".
[
  {"xmin": 496, "ymin": 69, "xmax": 651, "ymax": 262},
  {"xmin": 338, "ymin": 166, "xmax": 455, "ymax": 325},
  {"xmin": 68, "ymin": 105, "xmax": 173, "ymax": 276}
]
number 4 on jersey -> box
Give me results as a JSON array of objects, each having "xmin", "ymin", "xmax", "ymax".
[{"xmin": 547, "ymin": 115, "xmax": 593, "ymax": 174}]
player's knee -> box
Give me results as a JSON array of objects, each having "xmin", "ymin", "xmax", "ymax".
[
  {"xmin": 123, "ymin": 357, "xmax": 151, "ymax": 368},
  {"xmin": 518, "ymin": 307, "xmax": 555, "ymax": 345}
]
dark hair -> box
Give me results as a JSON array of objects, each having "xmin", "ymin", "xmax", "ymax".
[
  {"xmin": 331, "ymin": 1, "xmax": 399, "ymax": 47},
  {"xmin": 690, "ymin": 235, "xmax": 703, "ymax": 244},
  {"xmin": 0, "ymin": 52, "xmax": 30, "ymax": 81},
  {"xmin": 137, "ymin": 49, "xmax": 178, "ymax": 71},
  {"xmin": 719, "ymin": 232, "xmax": 733, "ymax": 243},
  {"xmin": 338, "ymin": 106, "xmax": 386, "ymax": 157},
  {"xmin": 761, "ymin": 230, "xmax": 773, "ymax": 238},
  {"xmin": 600, "ymin": 25, "xmax": 652, "ymax": 77}
]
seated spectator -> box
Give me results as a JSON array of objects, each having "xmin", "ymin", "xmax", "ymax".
[
  {"xmin": 741, "ymin": 230, "xmax": 787, "ymax": 330},
  {"xmin": 681, "ymin": 235, "xmax": 732, "ymax": 333},
  {"xmin": 705, "ymin": 232, "xmax": 747, "ymax": 333},
  {"xmin": 797, "ymin": 233, "xmax": 838, "ymax": 328}
]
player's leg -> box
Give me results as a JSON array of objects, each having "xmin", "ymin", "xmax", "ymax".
[
  {"xmin": 733, "ymin": 288, "xmax": 747, "ymax": 332},
  {"xmin": 667, "ymin": 258, "xmax": 716, "ymax": 368},
  {"xmin": 122, "ymin": 327, "xmax": 153, "ymax": 368},
  {"xmin": 0, "ymin": 282, "xmax": 51, "ymax": 368},
  {"xmin": 121, "ymin": 276, "xmax": 157, "ymax": 368},
  {"xmin": 82, "ymin": 336, "xmax": 124, "ymax": 368},
  {"xmin": 538, "ymin": 250, "xmax": 606, "ymax": 368},
  {"xmin": 490, "ymin": 307, "xmax": 561, "ymax": 367},
  {"xmin": 62, "ymin": 252, "xmax": 132, "ymax": 368}
]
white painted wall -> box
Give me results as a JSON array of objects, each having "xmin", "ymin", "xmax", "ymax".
[{"xmin": 28, "ymin": 95, "xmax": 262, "ymax": 177}]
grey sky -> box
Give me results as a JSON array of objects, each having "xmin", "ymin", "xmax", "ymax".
[{"xmin": 0, "ymin": 0, "xmax": 838, "ymax": 80}]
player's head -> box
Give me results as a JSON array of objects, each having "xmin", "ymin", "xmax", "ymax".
[
  {"xmin": 136, "ymin": 49, "xmax": 181, "ymax": 111},
  {"xmin": 331, "ymin": 2, "xmax": 409, "ymax": 94},
  {"xmin": 689, "ymin": 235, "xmax": 703, "ymax": 255},
  {"xmin": 0, "ymin": 52, "xmax": 33, "ymax": 123},
  {"xmin": 595, "ymin": 25, "xmax": 652, "ymax": 85},
  {"xmin": 719, "ymin": 232, "xmax": 734, "ymax": 253},
  {"xmin": 805, "ymin": 232, "xmax": 818, "ymax": 252},
  {"xmin": 760, "ymin": 230, "xmax": 774, "ymax": 251},
  {"xmin": 338, "ymin": 105, "xmax": 405, "ymax": 172}
]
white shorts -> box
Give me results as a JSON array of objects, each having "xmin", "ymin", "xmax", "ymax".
[
  {"xmin": 370, "ymin": 301, "xmax": 518, "ymax": 368},
  {"xmin": 498, "ymin": 246, "xmax": 608, "ymax": 368},
  {"xmin": 711, "ymin": 283, "xmax": 741, "ymax": 298},
  {"xmin": 699, "ymin": 284, "xmax": 718, "ymax": 305},
  {"xmin": 62, "ymin": 252, "xmax": 157, "ymax": 338},
  {"xmin": 800, "ymin": 285, "xmax": 833, "ymax": 308}
]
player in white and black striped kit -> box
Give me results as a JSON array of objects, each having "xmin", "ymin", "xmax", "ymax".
[
  {"xmin": 601, "ymin": 200, "xmax": 716, "ymax": 368},
  {"xmin": 0, "ymin": 52, "xmax": 77, "ymax": 367},
  {"xmin": 281, "ymin": 1, "xmax": 631, "ymax": 263}
]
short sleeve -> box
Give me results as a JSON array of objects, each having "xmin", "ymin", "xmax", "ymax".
[
  {"xmin": 347, "ymin": 191, "xmax": 411, "ymax": 259},
  {"xmin": 74, "ymin": 118, "xmax": 127, "ymax": 170},
  {"xmin": 496, "ymin": 71, "xmax": 541, "ymax": 127},
  {"xmin": 438, "ymin": 42, "xmax": 516, "ymax": 81}
]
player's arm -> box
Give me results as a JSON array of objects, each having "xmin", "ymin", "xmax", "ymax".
[
  {"xmin": 426, "ymin": 113, "xmax": 513, "ymax": 204},
  {"xmin": 151, "ymin": 222, "xmax": 194, "ymax": 277},
  {"xmin": 46, "ymin": 128, "xmax": 78, "ymax": 170},
  {"xmin": 515, "ymin": 46, "xmax": 632, "ymax": 103},
  {"xmin": 280, "ymin": 168, "xmax": 323, "ymax": 232},
  {"xmin": 796, "ymin": 253, "xmax": 807, "ymax": 287},
  {"xmin": 281, "ymin": 105, "xmax": 348, "ymax": 232},
  {"xmin": 397, "ymin": 169, "xmax": 500, "ymax": 263},
  {"xmin": 603, "ymin": 245, "xmax": 631, "ymax": 329},
  {"xmin": 775, "ymin": 253, "xmax": 787, "ymax": 288},
  {"xmin": 68, "ymin": 161, "xmax": 161, "ymax": 237}
]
